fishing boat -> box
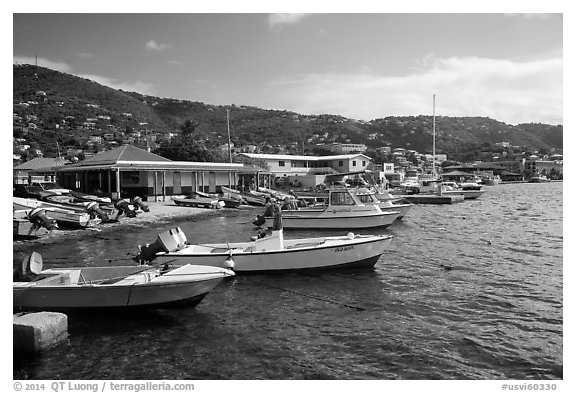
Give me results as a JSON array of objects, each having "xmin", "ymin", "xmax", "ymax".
[
  {"xmin": 195, "ymin": 190, "xmax": 242, "ymax": 208},
  {"xmin": 134, "ymin": 223, "xmax": 393, "ymax": 273},
  {"xmin": 13, "ymin": 252, "xmax": 235, "ymax": 311},
  {"xmin": 221, "ymin": 186, "xmax": 267, "ymax": 206},
  {"xmin": 70, "ymin": 190, "xmax": 113, "ymax": 204},
  {"xmin": 13, "ymin": 198, "xmax": 101, "ymax": 228},
  {"xmin": 441, "ymin": 182, "xmax": 486, "ymax": 199},
  {"xmin": 353, "ymin": 187, "xmax": 413, "ymax": 219},
  {"xmin": 173, "ymin": 193, "xmax": 225, "ymax": 209},
  {"xmin": 530, "ymin": 174, "xmax": 552, "ymax": 183},
  {"xmin": 253, "ymin": 186, "xmax": 399, "ymax": 230}
]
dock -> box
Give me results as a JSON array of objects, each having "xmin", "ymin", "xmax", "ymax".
[{"xmin": 400, "ymin": 194, "xmax": 465, "ymax": 204}]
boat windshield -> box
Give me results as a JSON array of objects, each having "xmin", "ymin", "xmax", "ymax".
[{"xmin": 330, "ymin": 191, "xmax": 356, "ymax": 206}]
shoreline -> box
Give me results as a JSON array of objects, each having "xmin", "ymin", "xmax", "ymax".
[{"xmin": 13, "ymin": 201, "xmax": 258, "ymax": 248}]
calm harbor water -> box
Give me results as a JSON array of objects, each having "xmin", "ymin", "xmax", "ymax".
[{"xmin": 13, "ymin": 182, "xmax": 563, "ymax": 380}]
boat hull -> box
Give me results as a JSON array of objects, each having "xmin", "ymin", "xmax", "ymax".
[
  {"xmin": 13, "ymin": 265, "xmax": 233, "ymax": 311},
  {"xmin": 442, "ymin": 190, "xmax": 486, "ymax": 199},
  {"xmin": 261, "ymin": 208, "xmax": 399, "ymax": 229},
  {"xmin": 155, "ymin": 234, "xmax": 393, "ymax": 273}
]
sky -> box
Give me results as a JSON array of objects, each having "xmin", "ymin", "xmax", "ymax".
[{"xmin": 11, "ymin": 7, "xmax": 565, "ymax": 127}]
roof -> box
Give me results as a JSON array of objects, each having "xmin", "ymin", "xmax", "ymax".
[
  {"xmin": 13, "ymin": 157, "xmax": 70, "ymax": 171},
  {"xmin": 240, "ymin": 153, "xmax": 373, "ymax": 161},
  {"xmin": 441, "ymin": 170, "xmax": 475, "ymax": 177},
  {"xmin": 55, "ymin": 145, "xmax": 267, "ymax": 174},
  {"xmin": 80, "ymin": 144, "xmax": 171, "ymax": 166}
]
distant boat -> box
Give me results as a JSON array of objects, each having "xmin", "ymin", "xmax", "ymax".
[
  {"xmin": 134, "ymin": 225, "xmax": 393, "ymax": 273},
  {"xmin": 221, "ymin": 186, "xmax": 267, "ymax": 206},
  {"xmin": 440, "ymin": 182, "xmax": 486, "ymax": 200},
  {"xmin": 530, "ymin": 174, "xmax": 551, "ymax": 183},
  {"xmin": 353, "ymin": 187, "xmax": 414, "ymax": 219},
  {"xmin": 13, "ymin": 252, "xmax": 234, "ymax": 311},
  {"xmin": 173, "ymin": 193, "xmax": 225, "ymax": 209},
  {"xmin": 253, "ymin": 186, "xmax": 399, "ymax": 230}
]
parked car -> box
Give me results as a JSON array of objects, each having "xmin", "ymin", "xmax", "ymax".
[
  {"xmin": 13, "ymin": 184, "xmax": 58, "ymax": 200},
  {"xmin": 31, "ymin": 182, "xmax": 71, "ymax": 195}
]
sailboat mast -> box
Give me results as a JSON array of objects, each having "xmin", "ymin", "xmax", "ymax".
[
  {"xmin": 432, "ymin": 94, "xmax": 436, "ymax": 176},
  {"xmin": 226, "ymin": 109, "xmax": 232, "ymax": 163}
]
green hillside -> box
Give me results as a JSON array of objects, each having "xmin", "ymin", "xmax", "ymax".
[{"xmin": 13, "ymin": 64, "xmax": 563, "ymax": 161}]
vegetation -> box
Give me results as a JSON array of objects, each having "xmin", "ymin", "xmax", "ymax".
[{"xmin": 13, "ymin": 64, "xmax": 563, "ymax": 164}]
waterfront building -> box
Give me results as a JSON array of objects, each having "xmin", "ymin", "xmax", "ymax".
[
  {"xmin": 54, "ymin": 145, "xmax": 268, "ymax": 201},
  {"xmin": 13, "ymin": 157, "xmax": 70, "ymax": 185}
]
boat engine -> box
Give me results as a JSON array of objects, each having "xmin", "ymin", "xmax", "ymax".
[
  {"xmin": 135, "ymin": 227, "xmax": 188, "ymax": 263},
  {"xmin": 27, "ymin": 208, "xmax": 58, "ymax": 230},
  {"xmin": 114, "ymin": 198, "xmax": 137, "ymax": 218},
  {"xmin": 131, "ymin": 196, "xmax": 150, "ymax": 212},
  {"xmin": 86, "ymin": 201, "xmax": 110, "ymax": 222},
  {"xmin": 14, "ymin": 251, "xmax": 43, "ymax": 282},
  {"xmin": 253, "ymin": 214, "xmax": 266, "ymax": 226}
]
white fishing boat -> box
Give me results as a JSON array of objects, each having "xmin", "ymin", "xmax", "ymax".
[
  {"xmin": 134, "ymin": 224, "xmax": 393, "ymax": 273},
  {"xmin": 253, "ymin": 187, "xmax": 399, "ymax": 230},
  {"xmin": 353, "ymin": 187, "xmax": 414, "ymax": 219},
  {"xmin": 440, "ymin": 182, "xmax": 486, "ymax": 199},
  {"xmin": 13, "ymin": 252, "xmax": 235, "ymax": 311}
]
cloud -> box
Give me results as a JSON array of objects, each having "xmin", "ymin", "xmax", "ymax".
[
  {"xmin": 262, "ymin": 56, "xmax": 562, "ymax": 125},
  {"xmin": 77, "ymin": 52, "xmax": 95, "ymax": 59},
  {"xmin": 145, "ymin": 40, "xmax": 169, "ymax": 52},
  {"xmin": 268, "ymin": 13, "xmax": 312, "ymax": 28},
  {"xmin": 13, "ymin": 56, "xmax": 72, "ymax": 73}
]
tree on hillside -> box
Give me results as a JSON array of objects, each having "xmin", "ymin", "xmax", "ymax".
[
  {"xmin": 153, "ymin": 136, "xmax": 215, "ymax": 162},
  {"xmin": 179, "ymin": 119, "xmax": 198, "ymax": 136}
]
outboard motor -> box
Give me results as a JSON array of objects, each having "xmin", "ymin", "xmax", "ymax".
[
  {"xmin": 134, "ymin": 227, "xmax": 187, "ymax": 264},
  {"xmin": 131, "ymin": 196, "xmax": 150, "ymax": 212},
  {"xmin": 253, "ymin": 214, "xmax": 266, "ymax": 227},
  {"xmin": 14, "ymin": 251, "xmax": 43, "ymax": 282},
  {"xmin": 114, "ymin": 198, "xmax": 137, "ymax": 218},
  {"xmin": 86, "ymin": 201, "xmax": 110, "ymax": 222},
  {"xmin": 27, "ymin": 208, "xmax": 57, "ymax": 230}
]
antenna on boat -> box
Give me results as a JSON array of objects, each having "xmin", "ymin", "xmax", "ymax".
[{"xmin": 432, "ymin": 94, "xmax": 436, "ymax": 177}]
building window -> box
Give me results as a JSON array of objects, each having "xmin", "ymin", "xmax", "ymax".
[
  {"xmin": 339, "ymin": 161, "xmax": 344, "ymax": 167},
  {"xmin": 362, "ymin": 161, "xmax": 366, "ymax": 166},
  {"xmin": 278, "ymin": 161, "xmax": 285, "ymax": 167},
  {"xmin": 352, "ymin": 161, "xmax": 357, "ymax": 167}
]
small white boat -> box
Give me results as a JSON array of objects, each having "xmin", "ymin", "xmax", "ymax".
[
  {"xmin": 440, "ymin": 182, "xmax": 486, "ymax": 199},
  {"xmin": 13, "ymin": 252, "xmax": 235, "ymax": 311},
  {"xmin": 353, "ymin": 188, "xmax": 413, "ymax": 219},
  {"xmin": 530, "ymin": 174, "xmax": 552, "ymax": 183},
  {"xmin": 134, "ymin": 225, "xmax": 393, "ymax": 273},
  {"xmin": 254, "ymin": 187, "xmax": 399, "ymax": 230}
]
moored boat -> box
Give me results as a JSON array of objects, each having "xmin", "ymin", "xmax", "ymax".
[
  {"xmin": 221, "ymin": 186, "xmax": 267, "ymax": 206},
  {"xmin": 134, "ymin": 225, "xmax": 393, "ymax": 273},
  {"xmin": 13, "ymin": 252, "xmax": 235, "ymax": 311},
  {"xmin": 353, "ymin": 188, "xmax": 414, "ymax": 219},
  {"xmin": 253, "ymin": 186, "xmax": 399, "ymax": 230},
  {"xmin": 173, "ymin": 193, "xmax": 225, "ymax": 209}
]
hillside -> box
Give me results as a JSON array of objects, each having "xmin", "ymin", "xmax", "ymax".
[{"xmin": 13, "ymin": 64, "xmax": 563, "ymax": 161}]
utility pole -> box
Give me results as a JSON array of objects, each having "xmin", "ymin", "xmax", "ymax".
[{"xmin": 226, "ymin": 109, "xmax": 232, "ymax": 163}]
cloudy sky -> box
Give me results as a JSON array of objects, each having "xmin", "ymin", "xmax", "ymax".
[{"xmin": 12, "ymin": 9, "xmax": 564, "ymax": 125}]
